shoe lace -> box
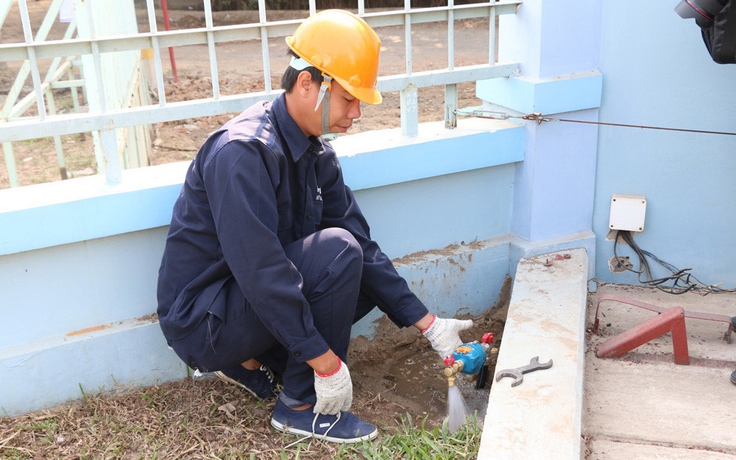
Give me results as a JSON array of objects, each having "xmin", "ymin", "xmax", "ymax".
[
  {"xmin": 260, "ymin": 365, "xmax": 283, "ymax": 393},
  {"xmin": 259, "ymin": 365, "xmax": 275, "ymax": 384},
  {"xmin": 283, "ymin": 412, "xmax": 341, "ymax": 449},
  {"xmin": 312, "ymin": 411, "xmax": 340, "ymax": 439}
]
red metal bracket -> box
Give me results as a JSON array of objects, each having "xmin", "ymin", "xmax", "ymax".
[
  {"xmin": 593, "ymin": 293, "xmax": 733, "ymax": 344},
  {"xmin": 596, "ymin": 306, "xmax": 690, "ymax": 365}
]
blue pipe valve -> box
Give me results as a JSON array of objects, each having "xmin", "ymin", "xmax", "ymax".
[{"xmin": 443, "ymin": 333, "xmax": 494, "ymax": 386}]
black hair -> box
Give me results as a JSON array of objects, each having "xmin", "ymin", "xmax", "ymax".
[{"xmin": 280, "ymin": 50, "xmax": 324, "ymax": 92}]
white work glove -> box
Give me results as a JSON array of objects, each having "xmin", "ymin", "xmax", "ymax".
[
  {"xmin": 313, "ymin": 360, "xmax": 353, "ymax": 415},
  {"xmin": 422, "ymin": 315, "xmax": 474, "ymax": 359}
]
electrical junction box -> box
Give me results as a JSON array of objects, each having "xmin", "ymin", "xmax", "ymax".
[{"xmin": 609, "ymin": 194, "xmax": 646, "ymax": 232}]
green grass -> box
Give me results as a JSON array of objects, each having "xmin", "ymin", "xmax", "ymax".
[{"xmin": 334, "ymin": 413, "xmax": 481, "ymax": 460}]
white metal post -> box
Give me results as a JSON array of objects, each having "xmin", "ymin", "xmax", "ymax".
[
  {"xmin": 258, "ymin": 0, "xmax": 271, "ymax": 93},
  {"xmin": 203, "ymin": 0, "xmax": 221, "ymax": 99},
  {"xmin": 401, "ymin": 0, "xmax": 418, "ymax": 137}
]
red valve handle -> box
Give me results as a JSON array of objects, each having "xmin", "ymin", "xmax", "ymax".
[
  {"xmin": 444, "ymin": 356, "xmax": 455, "ymax": 367},
  {"xmin": 481, "ymin": 332, "xmax": 494, "ymax": 344}
]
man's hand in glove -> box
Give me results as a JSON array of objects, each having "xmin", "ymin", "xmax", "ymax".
[
  {"xmin": 421, "ymin": 315, "xmax": 474, "ymax": 358},
  {"xmin": 313, "ymin": 359, "xmax": 353, "ymax": 415}
]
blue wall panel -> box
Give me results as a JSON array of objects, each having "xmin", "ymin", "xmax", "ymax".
[{"xmin": 594, "ymin": 1, "xmax": 736, "ymax": 286}]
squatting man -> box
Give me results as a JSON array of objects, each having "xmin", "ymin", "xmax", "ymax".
[{"xmin": 157, "ymin": 10, "xmax": 472, "ymax": 443}]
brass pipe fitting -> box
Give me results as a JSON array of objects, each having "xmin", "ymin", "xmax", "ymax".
[{"xmin": 444, "ymin": 361, "xmax": 464, "ymax": 387}]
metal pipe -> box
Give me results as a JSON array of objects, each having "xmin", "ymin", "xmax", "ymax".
[{"xmin": 161, "ymin": 0, "xmax": 178, "ymax": 82}]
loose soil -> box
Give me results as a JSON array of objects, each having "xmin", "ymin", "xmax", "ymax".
[{"xmin": 0, "ymin": 4, "xmax": 504, "ymax": 458}]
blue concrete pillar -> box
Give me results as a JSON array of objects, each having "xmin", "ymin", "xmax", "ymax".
[{"xmin": 478, "ymin": 0, "xmax": 602, "ymax": 243}]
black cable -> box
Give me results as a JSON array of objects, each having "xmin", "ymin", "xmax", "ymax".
[{"xmin": 612, "ymin": 230, "xmax": 735, "ymax": 295}]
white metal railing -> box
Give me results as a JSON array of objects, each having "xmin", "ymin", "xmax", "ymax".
[{"xmin": 0, "ymin": 0, "xmax": 521, "ymax": 187}]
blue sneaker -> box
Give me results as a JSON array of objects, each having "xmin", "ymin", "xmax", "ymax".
[
  {"xmin": 270, "ymin": 398, "xmax": 378, "ymax": 444},
  {"xmin": 215, "ymin": 365, "xmax": 279, "ymax": 399}
]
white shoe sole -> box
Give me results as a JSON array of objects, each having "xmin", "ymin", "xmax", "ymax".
[{"xmin": 270, "ymin": 418, "xmax": 378, "ymax": 444}]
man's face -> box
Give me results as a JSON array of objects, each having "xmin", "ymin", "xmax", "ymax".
[
  {"xmin": 302, "ymin": 79, "xmax": 362, "ymax": 137},
  {"xmin": 325, "ymin": 80, "xmax": 362, "ymax": 135}
]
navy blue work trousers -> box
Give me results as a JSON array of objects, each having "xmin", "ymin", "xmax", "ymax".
[{"xmin": 169, "ymin": 227, "xmax": 375, "ymax": 405}]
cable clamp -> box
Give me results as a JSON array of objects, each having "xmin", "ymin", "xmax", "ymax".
[{"xmin": 521, "ymin": 112, "xmax": 553, "ymax": 124}]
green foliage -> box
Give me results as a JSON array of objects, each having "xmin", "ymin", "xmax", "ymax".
[{"xmin": 334, "ymin": 413, "xmax": 482, "ymax": 459}]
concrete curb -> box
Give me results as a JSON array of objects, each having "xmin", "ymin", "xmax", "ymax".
[{"xmin": 478, "ymin": 248, "xmax": 588, "ymax": 459}]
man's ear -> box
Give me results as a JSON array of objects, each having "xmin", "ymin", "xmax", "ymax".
[{"xmin": 295, "ymin": 70, "xmax": 314, "ymax": 97}]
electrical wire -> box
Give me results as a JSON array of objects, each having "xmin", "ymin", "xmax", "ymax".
[
  {"xmin": 612, "ymin": 230, "xmax": 735, "ymax": 295},
  {"xmin": 460, "ymin": 109, "xmax": 736, "ymax": 137},
  {"xmin": 551, "ymin": 117, "xmax": 736, "ymax": 137}
]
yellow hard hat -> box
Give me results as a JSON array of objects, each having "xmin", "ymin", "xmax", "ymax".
[{"xmin": 286, "ymin": 10, "xmax": 382, "ymax": 105}]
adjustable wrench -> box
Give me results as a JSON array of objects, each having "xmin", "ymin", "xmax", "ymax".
[{"xmin": 494, "ymin": 356, "xmax": 553, "ymax": 387}]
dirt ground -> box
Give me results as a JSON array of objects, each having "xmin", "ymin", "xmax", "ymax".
[{"xmin": 0, "ymin": 2, "xmax": 489, "ymax": 188}]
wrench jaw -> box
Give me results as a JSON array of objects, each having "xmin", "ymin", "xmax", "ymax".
[
  {"xmin": 526, "ymin": 357, "xmax": 553, "ymax": 372},
  {"xmin": 495, "ymin": 371, "xmax": 524, "ymax": 387}
]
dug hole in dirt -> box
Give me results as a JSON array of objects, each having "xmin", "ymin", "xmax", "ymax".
[{"xmin": 347, "ymin": 275, "xmax": 510, "ymax": 430}]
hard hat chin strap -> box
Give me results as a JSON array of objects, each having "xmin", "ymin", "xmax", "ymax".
[
  {"xmin": 316, "ymin": 75, "xmax": 337, "ymax": 140},
  {"xmin": 315, "ymin": 74, "xmax": 331, "ymax": 112}
]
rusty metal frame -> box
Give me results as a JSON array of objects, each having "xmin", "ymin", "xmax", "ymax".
[
  {"xmin": 593, "ymin": 293, "xmax": 733, "ymax": 344},
  {"xmin": 596, "ymin": 306, "xmax": 690, "ymax": 365}
]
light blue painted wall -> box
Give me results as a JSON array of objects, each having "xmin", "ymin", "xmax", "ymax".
[
  {"xmin": 0, "ymin": 229, "xmax": 167, "ymax": 348},
  {"xmin": 355, "ymin": 165, "xmax": 515, "ymax": 258},
  {"xmin": 478, "ymin": 0, "xmax": 603, "ymax": 247},
  {"xmin": 1, "ymin": 321, "xmax": 183, "ymax": 417},
  {"xmin": 594, "ymin": 1, "xmax": 736, "ymax": 286},
  {"xmin": 496, "ymin": 0, "xmax": 601, "ymax": 78},
  {"xmin": 507, "ymin": 108, "xmax": 599, "ymax": 242}
]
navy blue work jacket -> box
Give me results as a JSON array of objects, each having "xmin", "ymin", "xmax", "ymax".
[{"xmin": 157, "ymin": 94, "xmax": 429, "ymax": 363}]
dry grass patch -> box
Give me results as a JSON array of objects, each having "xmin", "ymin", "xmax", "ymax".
[{"xmin": 0, "ymin": 377, "xmax": 481, "ymax": 459}]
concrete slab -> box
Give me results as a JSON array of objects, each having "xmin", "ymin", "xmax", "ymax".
[
  {"xmin": 590, "ymin": 439, "xmax": 736, "ymax": 460},
  {"xmin": 478, "ymin": 248, "xmax": 588, "ymax": 459},
  {"xmin": 585, "ymin": 284, "xmax": 736, "ymax": 458},
  {"xmin": 584, "ymin": 359, "xmax": 735, "ymax": 450}
]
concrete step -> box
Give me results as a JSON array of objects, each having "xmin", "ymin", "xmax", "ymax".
[
  {"xmin": 584, "ymin": 284, "xmax": 736, "ymax": 459},
  {"xmin": 478, "ymin": 248, "xmax": 588, "ymax": 459}
]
